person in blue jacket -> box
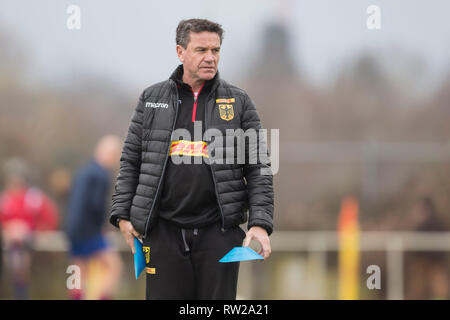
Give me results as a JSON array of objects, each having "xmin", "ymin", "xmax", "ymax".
[{"xmin": 66, "ymin": 135, "xmax": 123, "ymax": 299}]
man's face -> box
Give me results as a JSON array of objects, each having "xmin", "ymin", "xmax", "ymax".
[{"xmin": 177, "ymin": 31, "xmax": 221, "ymax": 81}]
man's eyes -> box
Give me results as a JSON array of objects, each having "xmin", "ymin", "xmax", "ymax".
[{"xmin": 196, "ymin": 48, "xmax": 220, "ymax": 53}]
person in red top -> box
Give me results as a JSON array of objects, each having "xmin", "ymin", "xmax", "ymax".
[{"xmin": 0, "ymin": 157, "xmax": 59, "ymax": 299}]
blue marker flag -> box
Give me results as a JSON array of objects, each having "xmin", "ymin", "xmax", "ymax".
[
  {"xmin": 219, "ymin": 246, "xmax": 264, "ymax": 263},
  {"xmin": 134, "ymin": 237, "xmax": 146, "ymax": 279}
]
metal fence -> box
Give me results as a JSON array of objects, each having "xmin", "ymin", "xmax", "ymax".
[{"xmin": 31, "ymin": 230, "xmax": 450, "ymax": 300}]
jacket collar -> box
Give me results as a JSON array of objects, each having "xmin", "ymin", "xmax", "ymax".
[{"xmin": 169, "ymin": 64, "xmax": 221, "ymax": 93}]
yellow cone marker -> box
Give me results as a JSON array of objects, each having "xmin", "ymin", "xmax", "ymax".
[{"xmin": 338, "ymin": 196, "xmax": 360, "ymax": 300}]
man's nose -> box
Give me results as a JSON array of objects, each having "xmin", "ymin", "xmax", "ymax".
[{"xmin": 204, "ymin": 51, "xmax": 215, "ymax": 62}]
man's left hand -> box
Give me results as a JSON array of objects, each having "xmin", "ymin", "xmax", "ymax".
[{"xmin": 243, "ymin": 226, "xmax": 271, "ymax": 260}]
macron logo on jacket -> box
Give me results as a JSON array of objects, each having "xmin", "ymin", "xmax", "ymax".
[{"xmin": 145, "ymin": 102, "xmax": 169, "ymax": 109}]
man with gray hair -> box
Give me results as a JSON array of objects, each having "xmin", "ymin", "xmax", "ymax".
[{"xmin": 111, "ymin": 18, "xmax": 274, "ymax": 300}]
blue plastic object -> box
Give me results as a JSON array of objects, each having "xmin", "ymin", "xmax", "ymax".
[
  {"xmin": 134, "ymin": 237, "xmax": 146, "ymax": 279},
  {"xmin": 219, "ymin": 246, "xmax": 264, "ymax": 263}
]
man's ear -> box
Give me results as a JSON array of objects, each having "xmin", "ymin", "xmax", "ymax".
[{"xmin": 176, "ymin": 45, "xmax": 185, "ymax": 63}]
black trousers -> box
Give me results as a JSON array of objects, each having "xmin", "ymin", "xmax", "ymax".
[{"xmin": 143, "ymin": 218, "xmax": 246, "ymax": 300}]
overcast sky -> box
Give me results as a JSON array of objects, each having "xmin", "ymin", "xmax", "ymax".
[{"xmin": 1, "ymin": 0, "xmax": 449, "ymax": 92}]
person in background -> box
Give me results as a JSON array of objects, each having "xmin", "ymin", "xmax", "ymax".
[
  {"xmin": 0, "ymin": 157, "xmax": 59, "ymax": 299},
  {"xmin": 65, "ymin": 135, "xmax": 123, "ymax": 300},
  {"xmin": 406, "ymin": 196, "xmax": 449, "ymax": 299}
]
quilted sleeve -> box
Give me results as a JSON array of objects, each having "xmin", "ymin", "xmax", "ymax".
[
  {"xmin": 241, "ymin": 93, "xmax": 274, "ymax": 235},
  {"xmin": 110, "ymin": 92, "xmax": 145, "ymax": 228}
]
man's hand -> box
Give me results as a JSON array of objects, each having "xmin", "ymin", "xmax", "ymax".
[
  {"xmin": 118, "ymin": 219, "xmax": 142, "ymax": 254},
  {"xmin": 243, "ymin": 226, "xmax": 271, "ymax": 260}
]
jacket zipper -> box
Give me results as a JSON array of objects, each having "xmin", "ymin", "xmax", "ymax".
[
  {"xmin": 143, "ymin": 83, "xmax": 179, "ymax": 239},
  {"xmin": 204, "ymin": 90, "xmax": 226, "ymax": 232},
  {"xmin": 190, "ymin": 82, "xmax": 205, "ymax": 122}
]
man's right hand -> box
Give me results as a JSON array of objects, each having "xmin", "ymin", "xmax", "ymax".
[{"xmin": 118, "ymin": 219, "xmax": 142, "ymax": 254}]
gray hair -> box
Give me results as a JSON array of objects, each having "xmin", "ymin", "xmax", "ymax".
[{"xmin": 176, "ymin": 18, "xmax": 224, "ymax": 49}]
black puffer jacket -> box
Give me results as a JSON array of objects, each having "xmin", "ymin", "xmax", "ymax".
[{"xmin": 110, "ymin": 64, "xmax": 274, "ymax": 238}]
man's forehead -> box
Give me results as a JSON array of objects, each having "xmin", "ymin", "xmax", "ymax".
[{"xmin": 188, "ymin": 31, "xmax": 220, "ymax": 47}]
